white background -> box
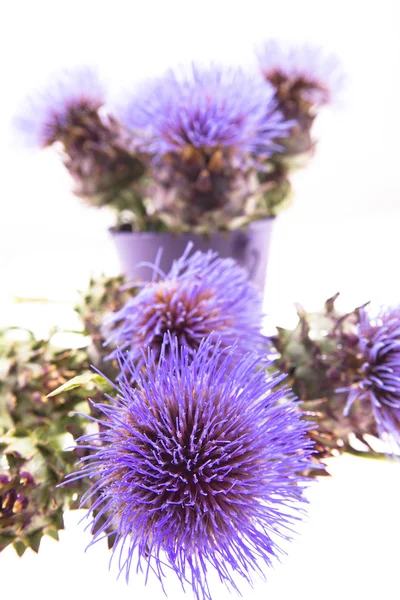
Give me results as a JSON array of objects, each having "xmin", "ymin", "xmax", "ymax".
[{"xmin": 1, "ymin": 1, "xmax": 400, "ymax": 598}]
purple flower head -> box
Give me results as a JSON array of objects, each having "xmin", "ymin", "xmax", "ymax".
[
  {"xmin": 71, "ymin": 335, "xmax": 315, "ymax": 600},
  {"xmin": 257, "ymin": 41, "xmax": 343, "ymax": 108},
  {"xmin": 343, "ymin": 307, "xmax": 400, "ymax": 449},
  {"xmin": 116, "ymin": 64, "xmax": 291, "ymax": 160},
  {"xmin": 15, "ymin": 66, "xmax": 105, "ymax": 148},
  {"xmin": 103, "ymin": 244, "xmax": 267, "ymax": 369}
]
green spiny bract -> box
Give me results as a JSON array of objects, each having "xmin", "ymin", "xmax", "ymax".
[
  {"xmin": 0, "ymin": 328, "xmax": 95, "ymax": 554},
  {"xmin": 0, "ymin": 276, "xmax": 138, "ymax": 554}
]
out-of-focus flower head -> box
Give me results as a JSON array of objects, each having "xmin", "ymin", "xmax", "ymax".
[
  {"xmin": 114, "ymin": 64, "xmax": 292, "ymax": 223},
  {"xmin": 256, "ymin": 41, "xmax": 343, "ymax": 156},
  {"xmin": 103, "ymin": 244, "xmax": 267, "ymax": 369},
  {"xmin": 70, "ymin": 335, "xmax": 315, "ymax": 600},
  {"xmin": 117, "ymin": 63, "xmax": 290, "ymax": 158},
  {"xmin": 342, "ymin": 306, "xmax": 400, "ymax": 450},
  {"xmin": 257, "ymin": 40, "xmax": 343, "ymax": 112},
  {"xmin": 14, "ymin": 66, "xmax": 106, "ymax": 148},
  {"xmin": 14, "ymin": 66, "xmax": 146, "ymax": 208}
]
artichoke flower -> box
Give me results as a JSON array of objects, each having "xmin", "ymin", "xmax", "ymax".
[{"xmin": 271, "ymin": 294, "xmax": 381, "ymax": 462}]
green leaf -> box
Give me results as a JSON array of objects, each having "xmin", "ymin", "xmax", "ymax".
[{"xmin": 47, "ymin": 372, "xmax": 105, "ymax": 397}]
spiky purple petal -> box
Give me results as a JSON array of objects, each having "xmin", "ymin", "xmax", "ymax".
[{"xmin": 70, "ymin": 335, "xmax": 315, "ymax": 600}]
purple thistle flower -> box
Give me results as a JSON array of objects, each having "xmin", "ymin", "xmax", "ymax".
[
  {"xmin": 15, "ymin": 66, "xmax": 105, "ymax": 148},
  {"xmin": 103, "ymin": 245, "xmax": 267, "ymax": 368},
  {"xmin": 116, "ymin": 64, "xmax": 291, "ymax": 159},
  {"xmin": 257, "ymin": 40, "xmax": 343, "ymax": 108},
  {"xmin": 343, "ymin": 307, "xmax": 400, "ymax": 449},
  {"xmin": 70, "ymin": 335, "xmax": 315, "ymax": 600}
]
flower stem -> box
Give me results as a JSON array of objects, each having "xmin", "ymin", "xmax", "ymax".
[{"xmin": 344, "ymin": 446, "xmax": 388, "ymax": 461}]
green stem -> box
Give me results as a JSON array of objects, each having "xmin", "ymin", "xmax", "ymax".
[{"xmin": 344, "ymin": 446, "xmax": 388, "ymax": 461}]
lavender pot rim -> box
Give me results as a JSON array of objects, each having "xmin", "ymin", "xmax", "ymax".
[{"xmin": 109, "ymin": 217, "xmax": 276, "ymax": 238}]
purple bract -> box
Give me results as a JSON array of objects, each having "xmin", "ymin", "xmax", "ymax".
[{"xmin": 71, "ymin": 335, "xmax": 315, "ymax": 600}]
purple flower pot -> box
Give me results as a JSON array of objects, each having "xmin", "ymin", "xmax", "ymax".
[{"xmin": 110, "ymin": 218, "xmax": 275, "ymax": 291}]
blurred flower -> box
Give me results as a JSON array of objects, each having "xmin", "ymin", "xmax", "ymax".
[
  {"xmin": 14, "ymin": 66, "xmax": 105, "ymax": 148},
  {"xmin": 14, "ymin": 67, "xmax": 145, "ymax": 209},
  {"xmin": 342, "ymin": 307, "xmax": 400, "ymax": 449},
  {"xmin": 72, "ymin": 335, "xmax": 315, "ymax": 600},
  {"xmin": 117, "ymin": 64, "xmax": 289, "ymax": 158},
  {"xmin": 114, "ymin": 64, "xmax": 291, "ymax": 223},
  {"xmin": 257, "ymin": 41, "xmax": 343, "ymax": 110},
  {"xmin": 103, "ymin": 245, "xmax": 266, "ymax": 368},
  {"xmin": 257, "ymin": 41, "xmax": 343, "ymax": 156}
]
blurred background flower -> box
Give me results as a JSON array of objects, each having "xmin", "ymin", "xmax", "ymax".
[
  {"xmin": 257, "ymin": 40, "xmax": 343, "ymax": 108},
  {"xmin": 14, "ymin": 66, "xmax": 106, "ymax": 149},
  {"xmin": 101, "ymin": 63, "xmax": 293, "ymax": 228},
  {"xmin": 14, "ymin": 66, "xmax": 146, "ymax": 214},
  {"xmin": 119, "ymin": 64, "xmax": 289, "ymax": 156}
]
